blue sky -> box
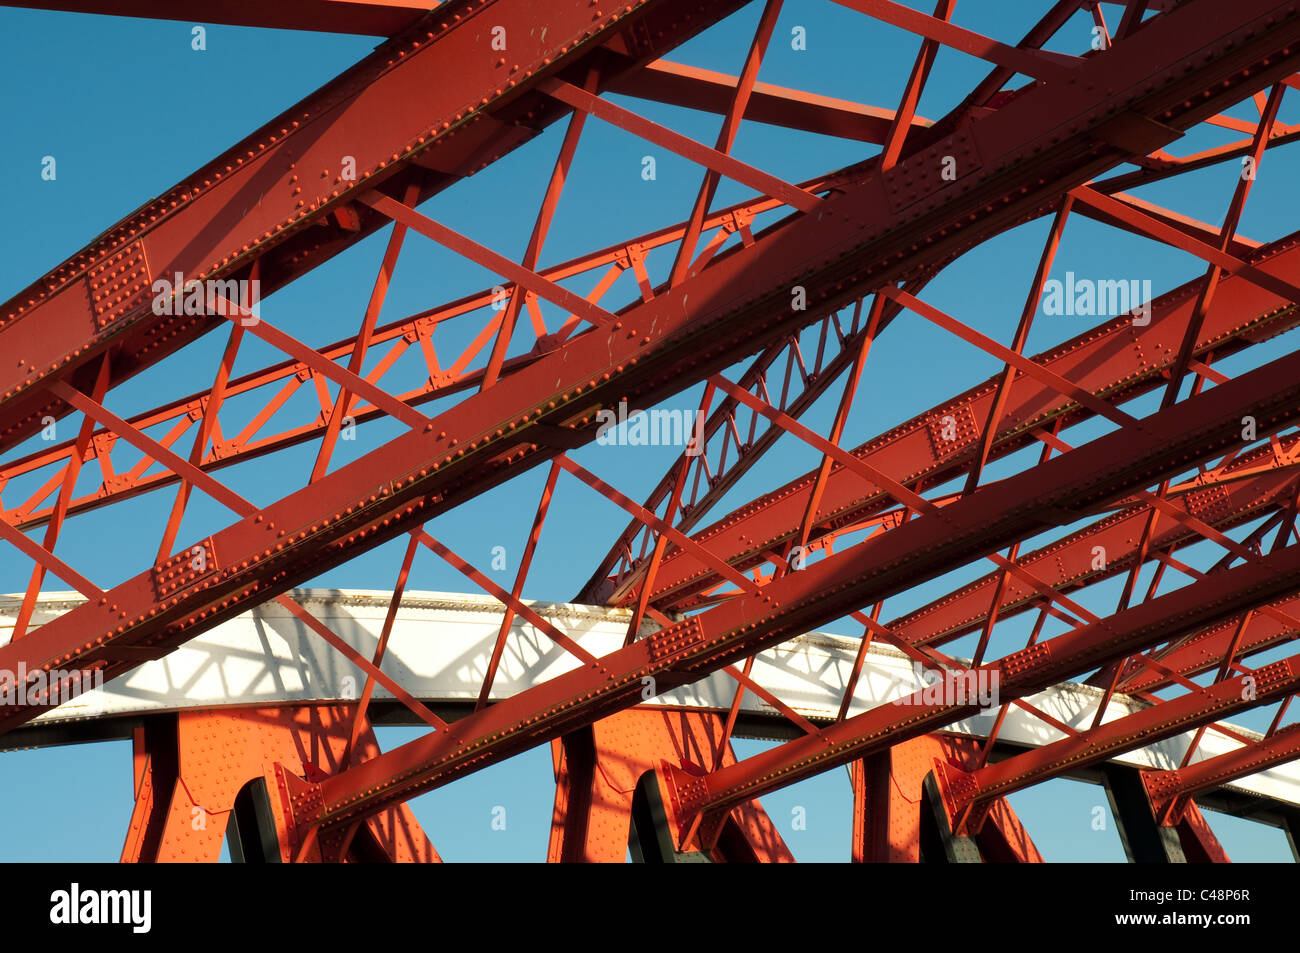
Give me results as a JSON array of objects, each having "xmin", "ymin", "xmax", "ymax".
[{"xmin": 1, "ymin": 1, "xmax": 1299, "ymax": 861}]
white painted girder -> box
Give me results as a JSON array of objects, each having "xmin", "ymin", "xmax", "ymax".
[{"xmin": 2, "ymin": 589, "xmax": 1297, "ymax": 808}]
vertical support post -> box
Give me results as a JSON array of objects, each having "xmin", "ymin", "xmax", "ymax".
[
  {"xmin": 547, "ymin": 726, "xmax": 599, "ymax": 863},
  {"xmin": 1103, "ymin": 764, "xmax": 1187, "ymax": 863},
  {"xmin": 548, "ymin": 708, "xmax": 794, "ymax": 862},
  {"xmin": 122, "ymin": 706, "xmax": 438, "ymax": 863},
  {"xmin": 851, "ymin": 749, "xmax": 916, "ymax": 862},
  {"xmin": 120, "ymin": 714, "xmax": 180, "ymax": 864},
  {"xmin": 851, "ymin": 734, "xmax": 1043, "ymax": 862}
]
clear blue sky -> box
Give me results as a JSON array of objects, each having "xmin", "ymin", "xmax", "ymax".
[{"xmin": 1, "ymin": 1, "xmax": 1298, "ymax": 861}]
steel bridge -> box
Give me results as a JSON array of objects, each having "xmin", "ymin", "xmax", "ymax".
[{"xmin": 4, "ymin": 0, "xmax": 1300, "ymax": 862}]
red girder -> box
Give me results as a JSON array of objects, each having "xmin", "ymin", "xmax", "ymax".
[
  {"xmin": 582, "ymin": 292, "xmax": 905, "ymax": 607},
  {"xmin": 942, "ymin": 650, "xmax": 1300, "ymax": 833},
  {"xmin": 1120, "ymin": 597, "xmax": 1300, "ymax": 693},
  {"xmin": 849, "ymin": 734, "xmax": 1044, "ymax": 862},
  {"xmin": 649, "ymin": 342, "xmax": 1300, "ymax": 840},
  {"xmin": 1, "ymin": 174, "xmax": 855, "ymax": 532},
  {"xmin": 280, "ymin": 336, "xmax": 1300, "ymax": 838},
  {"xmin": 890, "ymin": 436, "xmax": 1300, "ymax": 647},
  {"xmin": 546, "ymin": 708, "xmax": 793, "ymax": 863},
  {"xmin": 675, "ymin": 532, "xmax": 1300, "ymax": 847},
  {"xmin": 121, "ymin": 705, "xmax": 438, "ymax": 863},
  {"xmin": 0, "ymin": 0, "xmax": 747, "ymax": 453},
  {"xmin": 8, "ymin": 0, "xmax": 1300, "ymax": 864},
  {"xmin": 1143, "ymin": 723, "xmax": 1300, "ymax": 820},
  {"xmin": 592, "ymin": 231, "xmax": 1300, "ymax": 609},
  {"xmin": 1076, "ymin": 189, "xmax": 1263, "ymax": 259},
  {"xmin": 606, "ymin": 59, "xmax": 934, "ymax": 144},
  {"xmin": 836, "ymin": 0, "xmax": 1084, "ymax": 81},
  {"xmin": 5, "ymin": 0, "xmax": 1291, "ymax": 748}
]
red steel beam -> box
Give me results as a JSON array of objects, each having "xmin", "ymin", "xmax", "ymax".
[
  {"xmin": 538, "ymin": 78, "xmax": 825, "ymax": 214},
  {"xmin": 546, "ymin": 708, "xmax": 794, "ymax": 863},
  {"xmin": 1, "ymin": 0, "xmax": 1297, "ymax": 827},
  {"xmin": 878, "ymin": 0, "xmax": 956, "ymax": 173},
  {"xmin": 280, "ymin": 339, "xmax": 1300, "ymax": 836},
  {"xmin": 0, "ymin": 0, "xmax": 748, "ymax": 454},
  {"xmin": 588, "ymin": 68, "xmax": 1300, "ymax": 608},
  {"xmin": 1097, "ymin": 125, "xmax": 1300, "ymax": 195},
  {"xmin": 1075, "ymin": 190, "xmax": 1262, "ymax": 259},
  {"xmin": 1142, "ymin": 722, "xmax": 1300, "ymax": 818},
  {"xmin": 671, "ymin": 532, "xmax": 1300, "ymax": 848},
  {"xmin": 958, "ymin": 0, "xmax": 1083, "ymax": 111},
  {"xmin": 850, "ymin": 733, "xmax": 1045, "ymax": 862},
  {"xmin": 605, "ymin": 58, "xmax": 933, "ymax": 144},
  {"xmin": 582, "ymin": 293, "xmax": 903, "ymax": 606},
  {"xmin": 944, "ymin": 653, "xmax": 1300, "ymax": 831},
  {"xmin": 1121, "ymin": 597, "xmax": 1300, "ymax": 693},
  {"xmin": 0, "ymin": 0, "xmax": 1248, "ymax": 642},
  {"xmin": 600, "ymin": 231, "xmax": 1300, "ymax": 609},
  {"xmin": 0, "ymin": 0, "xmax": 1284, "ymax": 712},
  {"xmin": 0, "ymin": 172, "xmax": 857, "ymax": 533},
  {"xmin": 889, "ymin": 440, "xmax": 1300, "ymax": 647},
  {"xmin": 831, "ymin": 0, "xmax": 1081, "ymax": 83}
]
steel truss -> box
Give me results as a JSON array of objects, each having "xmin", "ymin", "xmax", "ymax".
[{"xmin": 4, "ymin": 0, "xmax": 1300, "ymax": 862}]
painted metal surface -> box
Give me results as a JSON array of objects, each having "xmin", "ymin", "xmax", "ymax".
[
  {"xmin": 5, "ymin": 589, "xmax": 1296, "ymax": 812},
  {"xmin": 4, "ymin": 0, "xmax": 1300, "ymax": 861}
]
